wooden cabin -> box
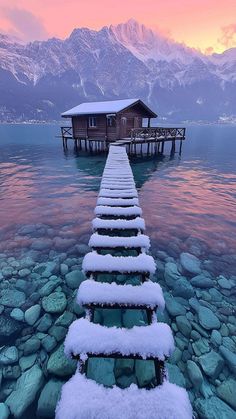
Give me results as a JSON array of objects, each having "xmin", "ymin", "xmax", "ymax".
[{"xmin": 61, "ymin": 98, "xmax": 157, "ymax": 142}]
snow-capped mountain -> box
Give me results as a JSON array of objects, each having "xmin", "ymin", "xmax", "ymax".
[{"xmin": 0, "ymin": 20, "xmax": 235, "ymax": 122}]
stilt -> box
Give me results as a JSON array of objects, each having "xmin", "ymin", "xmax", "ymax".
[{"xmin": 161, "ymin": 141, "xmax": 164, "ymax": 154}]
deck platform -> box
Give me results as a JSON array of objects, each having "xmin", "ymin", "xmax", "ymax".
[{"xmin": 59, "ymin": 126, "xmax": 186, "ymax": 156}]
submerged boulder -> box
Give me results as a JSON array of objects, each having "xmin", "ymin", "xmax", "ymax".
[
  {"xmin": 42, "ymin": 292, "xmax": 67, "ymax": 314},
  {"xmin": 180, "ymin": 253, "xmax": 201, "ymax": 275},
  {"xmin": 199, "ymin": 351, "xmax": 224, "ymax": 379},
  {"xmin": 87, "ymin": 358, "xmax": 115, "ymax": 387},
  {"xmin": 0, "ymin": 289, "xmax": 26, "ymax": 308},
  {"xmin": 37, "ymin": 378, "xmax": 64, "ymax": 418},
  {"xmin": 198, "ymin": 306, "xmax": 220, "ymax": 330},
  {"xmin": 47, "ymin": 344, "xmax": 77, "ymax": 377},
  {"xmin": 216, "ymin": 378, "xmax": 236, "ymax": 410},
  {"xmin": 194, "ymin": 396, "xmax": 236, "ymax": 419},
  {"xmin": 6, "ymin": 364, "xmax": 44, "ymax": 418}
]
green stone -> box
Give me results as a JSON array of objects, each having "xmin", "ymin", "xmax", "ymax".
[
  {"xmin": 42, "ymin": 292, "xmax": 67, "ymax": 314},
  {"xmin": 47, "ymin": 344, "xmax": 77, "ymax": 377},
  {"xmin": 87, "ymin": 358, "xmax": 115, "ymax": 387}
]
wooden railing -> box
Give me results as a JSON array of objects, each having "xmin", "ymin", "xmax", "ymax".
[
  {"xmin": 130, "ymin": 127, "xmax": 186, "ymax": 141},
  {"xmin": 61, "ymin": 126, "xmax": 73, "ymax": 137}
]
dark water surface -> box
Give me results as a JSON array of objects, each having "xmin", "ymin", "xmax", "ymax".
[{"xmin": 0, "ymin": 124, "xmax": 235, "ymax": 418}]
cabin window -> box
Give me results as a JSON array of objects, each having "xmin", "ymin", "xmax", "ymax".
[
  {"xmin": 89, "ymin": 117, "xmax": 97, "ymax": 128},
  {"xmin": 107, "ymin": 116, "xmax": 115, "ymax": 127}
]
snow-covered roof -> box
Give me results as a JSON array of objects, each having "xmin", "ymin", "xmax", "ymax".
[{"xmin": 61, "ymin": 98, "xmax": 157, "ymax": 117}]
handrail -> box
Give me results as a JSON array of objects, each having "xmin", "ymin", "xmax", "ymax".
[
  {"xmin": 61, "ymin": 126, "xmax": 73, "ymax": 136},
  {"xmin": 130, "ymin": 127, "xmax": 185, "ymax": 141}
]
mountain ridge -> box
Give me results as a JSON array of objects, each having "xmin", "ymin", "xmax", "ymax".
[{"xmin": 0, "ymin": 20, "xmax": 235, "ymax": 122}]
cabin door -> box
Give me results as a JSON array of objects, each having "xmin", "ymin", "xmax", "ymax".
[{"xmin": 120, "ymin": 117, "xmax": 127, "ymax": 138}]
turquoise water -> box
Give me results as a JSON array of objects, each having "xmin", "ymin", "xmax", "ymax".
[{"xmin": 0, "ymin": 124, "xmax": 235, "ymax": 418}]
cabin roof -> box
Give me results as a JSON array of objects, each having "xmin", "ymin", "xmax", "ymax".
[{"xmin": 61, "ymin": 98, "xmax": 157, "ymax": 118}]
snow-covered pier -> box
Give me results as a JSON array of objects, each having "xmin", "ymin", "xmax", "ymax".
[{"xmin": 56, "ymin": 145, "xmax": 192, "ymax": 419}]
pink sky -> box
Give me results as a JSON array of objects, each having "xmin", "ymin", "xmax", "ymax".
[{"xmin": 0, "ymin": 0, "xmax": 235, "ymax": 53}]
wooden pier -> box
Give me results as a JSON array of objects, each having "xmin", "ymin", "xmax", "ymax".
[
  {"xmin": 60, "ymin": 125, "xmax": 186, "ymax": 156},
  {"xmin": 56, "ymin": 145, "xmax": 192, "ymax": 419}
]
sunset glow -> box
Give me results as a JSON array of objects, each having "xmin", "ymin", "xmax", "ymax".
[{"xmin": 0, "ymin": 0, "xmax": 235, "ymax": 53}]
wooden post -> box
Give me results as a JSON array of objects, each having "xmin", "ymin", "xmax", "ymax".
[
  {"xmin": 161, "ymin": 141, "xmax": 164, "ymax": 154},
  {"xmin": 171, "ymin": 140, "xmax": 176, "ymax": 155},
  {"xmin": 148, "ymin": 118, "xmax": 151, "ymax": 128},
  {"xmin": 179, "ymin": 140, "xmax": 183, "ymax": 155}
]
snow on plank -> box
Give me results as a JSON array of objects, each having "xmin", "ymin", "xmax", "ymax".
[
  {"xmin": 82, "ymin": 252, "xmax": 156, "ymax": 274},
  {"xmin": 89, "ymin": 233, "xmax": 150, "ymax": 249},
  {"xmin": 56, "ymin": 374, "xmax": 192, "ymax": 419},
  {"xmin": 99, "ymin": 189, "xmax": 138, "ymax": 198},
  {"xmin": 95, "ymin": 205, "xmax": 142, "ymax": 217},
  {"xmin": 77, "ymin": 280, "xmax": 164, "ymax": 310},
  {"xmin": 64, "ymin": 319, "xmax": 174, "ymax": 360},
  {"xmin": 97, "ymin": 197, "xmax": 139, "ymax": 206},
  {"xmin": 92, "ymin": 217, "xmax": 145, "ymax": 231}
]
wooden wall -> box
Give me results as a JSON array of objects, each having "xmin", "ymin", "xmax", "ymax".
[{"xmin": 71, "ymin": 103, "xmax": 153, "ymax": 141}]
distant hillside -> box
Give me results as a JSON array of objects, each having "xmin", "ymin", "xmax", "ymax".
[{"xmin": 0, "ymin": 19, "xmax": 235, "ymax": 123}]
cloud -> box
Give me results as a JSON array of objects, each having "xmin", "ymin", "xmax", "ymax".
[
  {"xmin": 2, "ymin": 7, "xmax": 49, "ymax": 42},
  {"xmin": 218, "ymin": 23, "xmax": 236, "ymax": 49}
]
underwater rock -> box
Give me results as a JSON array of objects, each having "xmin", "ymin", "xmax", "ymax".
[
  {"xmin": 37, "ymin": 378, "xmax": 64, "ymax": 418},
  {"xmin": 6, "ymin": 364, "xmax": 44, "ymax": 418},
  {"xmin": 199, "ymin": 350, "xmax": 224, "ymax": 379},
  {"xmin": 0, "ymin": 315, "xmax": 22, "ymax": 344},
  {"xmin": 180, "ymin": 252, "xmax": 201, "ymax": 275},
  {"xmin": 87, "ymin": 358, "xmax": 115, "ymax": 387},
  {"xmin": 31, "ymin": 239, "xmax": 53, "ymax": 251},
  {"xmin": 55, "ymin": 311, "xmax": 74, "ymax": 328},
  {"xmin": 60, "ymin": 263, "xmax": 69, "ymax": 275},
  {"xmin": 0, "ymin": 289, "xmax": 26, "ymax": 308},
  {"xmin": 37, "ymin": 313, "xmax": 53, "ymax": 332},
  {"xmin": 48, "ymin": 326, "xmax": 67, "ymax": 342},
  {"xmin": 3, "ymin": 365, "xmax": 21, "ymax": 380},
  {"xmin": 190, "ymin": 274, "xmax": 214, "ymax": 288},
  {"xmin": 167, "ymin": 363, "xmax": 186, "ymax": 388},
  {"xmin": 19, "ymin": 353, "xmax": 37, "ymax": 371},
  {"xmin": 219, "ymin": 346, "xmax": 236, "ymax": 375},
  {"xmin": 210, "ymin": 330, "xmax": 222, "ymax": 347},
  {"xmin": 165, "ymin": 295, "xmax": 186, "ymax": 317},
  {"xmin": 216, "ymin": 378, "xmax": 236, "ymax": 410},
  {"xmin": 115, "ymin": 359, "xmax": 134, "ymax": 377},
  {"xmin": 47, "ymin": 344, "xmax": 77, "ymax": 377},
  {"xmin": 122, "ymin": 310, "xmax": 145, "ymax": 328},
  {"xmin": 18, "ymin": 268, "xmax": 31, "ymax": 278},
  {"xmin": 1, "ymin": 267, "xmax": 14, "ymax": 278},
  {"xmin": 176, "ymin": 316, "xmax": 192, "ymax": 337},
  {"xmin": 41, "ymin": 335, "xmax": 57, "ymax": 353},
  {"xmin": 24, "ymin": 304, "xmax": 41, "ymax": 326},
  {"xmin": 218, "ymin": 275, "xmax": 233, "ymax": 290},
  {"xmin": 135, "ymin": 360, "xmax": 156, "ymax": 387},
  {"xmin": 0, "ymin": 346, "xmax": 18, "ymax": 366},
  {"xmin": 23, "ymin": 337, "xmax": 41, "ymax": 355},
  {"xmin": 0, "ymin": 403, "xmax": 10, "ymax": 419},
  {"xmin": 173, "ymin": 277, "xmax": 194, "ymax": 299},
  {"xmin": 186, "ymin": 360, "xmax": 203, "ymax": 390},
  {"xmin": 54, "ymin": 237, "xmax": 76, "ymax": 251},
  {"xmin": 10, "ymin": 308, "xmax": 24, "ymax": 322},
  {"xmin": 192, "ymin": 338, "xmax": 209, "ymax": 356},
  {"xmin": 42, "ymin": 292, "xmax": 67, "ymax": 314},
  {"xmin": 65, "ymin": 270, "xmax": 85, "ymax": 289},
  {"xmin": 164, "ymin": 262, "xmax": 181, "ymax": 287},
  {"xmin": 198, "ymin": 306, "xmax": 220, "ymax": 330},
  {"xmin": 116, "ymin": 374, "xmax": 137, "ymax": 388},
  {"xmin": 39, "ymin": 279, "xmax": 61, "ymax": 297},
  {"xmin": 194, "ymin": 396, "xmax": 236, "ymax": 419}
]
